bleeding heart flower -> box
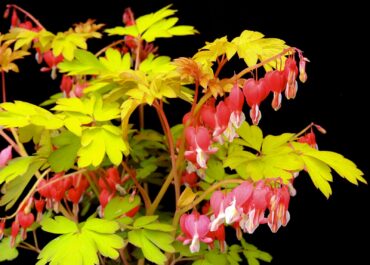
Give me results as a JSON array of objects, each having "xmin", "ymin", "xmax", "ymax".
[
  {"xmin": 264, "ymin": 70, "xmax": 287, "ymax": 111},
  {"xmin": 17, "ymin": 211, "xmax": 34, "ymax": 239},
  {"xmin": 184, "ymin": 126, "xmax": 218, "ymax": 168},
  {"xmin": 267, "ymin": 184, "xmax": 291, "ymax": 233},
  {"xmin": 243, "ymin": 78, "xmax": 269, "ymax": 125},
  {"xmin": 0, "ymin": 219, "xmax": 5, "ymax": 240},
  {"xmin": 10, "ymin": 221, "xmax": 20, "ymax": 247},
  {"xmin": 226, "ymin": 82, "xmax": 245, "ymax": 128},
  {"xmin": 178, "ymin": 212, "xmax": 213, "ymax": 253},
  {"xmin": 284, "ymin": 58, "xmax": 299, "ymax": 99},
  {"xmin": 40, "ymin": 51, "xmax": 64, "ymax": 79}
]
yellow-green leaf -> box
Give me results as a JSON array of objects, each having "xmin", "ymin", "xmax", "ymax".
[
  {"xmin": 177, "ymin": 186, "xmax": 197, "ymax": 208},
  {"xmin": 301, "ymin": 156, "xmax": 333, "ymax": 198},
  {"xmin": 237, "ymin": 122, "xmax": 263, "ymax": 151},
  {"xmin": 40, "ymin": 216, "xmax": 78, "ymax": 234},
  {"xmin": 0, "ymin": 237, "xmax": 19, "ymax": 261}
]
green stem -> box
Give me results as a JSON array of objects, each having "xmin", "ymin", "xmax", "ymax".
[
  {"xmin": 83, "ymin": 172, "xmax": 100, "ymax": 198},
  {"xmin": 33, "ymin": 230, "xmax": 39, "ymax": 250},
  {"xmin": 19, "ymin": 241, "xmax": 40, "ymax": 253}
]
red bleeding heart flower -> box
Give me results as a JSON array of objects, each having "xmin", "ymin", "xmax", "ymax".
[
  {"xmin": 17, "ymin": 211, "xmax": 34, "ymax": 239},
  {"xmin": 40, "ymin": 50, "xmax": 64, "ymax": 79},
  {"xmin": 10, "ymin": 220, "xmax": 20, "ymax": 247},
  {"xmin": 0, "ymin": 219, "xmax": 5, "ymax": 240},
  {"xmin": 243, "ymin": 78, "xmax": 269, "ymax": 125},
  {"xmin": 226, "ymin": 82, "xmax": 245, "ymax": 128},
  {"xmin": 264, "ymin": 70, "xmax": 287, "ymax": 111},
  {"xmin": 284, "ymin": 57, "xmax": 299, "ymax": 99}
]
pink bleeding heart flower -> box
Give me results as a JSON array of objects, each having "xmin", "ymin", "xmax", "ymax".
[
  {"xmin": 239, "ymin": 181, "xmax": 269, "ymax": 234},
  {"xmin": 209, "ymin": 182, "xmax": 253, "ymax": 231},
  {"xmin": 267, "ymin": 184, "xmax": 291, "ymax": 233},
  {"xmin": 185, "ymin": 126, "xmax": 218, "ymax": 168},
  {"xmin": 224, "ymin": 182, "xmax": 253, "ymax": 225},
  {"xmin": 284, "ymin": 57, "xmax": 299, "ymax": 99},
  {"xmin": 243, "ymin": 78, "xmax": 269, "ymax": 125},
  {"xmin": 264, "ymin": 70, "xmax": 287, "ymax": 111},
  {"xmin": 0, "ymin": 145, "xmax": 12, "ymax": 167},
  {"xmin": 209, "ymin": 191, "xmax": 226, "ymax": 231},
  {"xmin": 178, "ymin": 212, "xmax": 213, "ymax": 253}
]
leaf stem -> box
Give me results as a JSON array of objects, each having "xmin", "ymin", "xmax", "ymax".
[
  {"xmin": 0, "ymin": 129, "xmax": 22, "ymax": 155},
  {"xmin": 1, "ymin": 70, "xmax": 6, "ymax": 102},
  {"xmin": 1, "ymin": 168, "xmax": 50, "ymax": 220},
  {"xmin": 153, "ymin": 100, "xmax": 180, "ymax": 205},
  {"xmin": 32, "ymin": 230, "xmax": 39, "ymax": 250},
  {"xmin": 95, "ymin": 39, "xmax": 126, "ymax": 57},
  {"xmin": 235, "ymin": 47, "xmax": 295, "ymax": 79},
  {"xmin": 121, "ymin": 161, "xmax": 151, "ymax": 211}
]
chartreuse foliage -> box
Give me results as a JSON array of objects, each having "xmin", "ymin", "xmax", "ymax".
[
  {"xmin": 0, "ymin": 3, "xmax": 366, "ymax": 265},
  {"xmin": 224, "ymin": 122, "xmax": 366, "ymax": 198},
  {"xmin": 37, "ymin": 216, "xmax": 123, "ymax": 265}
]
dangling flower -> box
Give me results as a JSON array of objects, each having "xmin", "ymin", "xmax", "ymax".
[
  {"xmin": 209, "ymin": 191, "xmax": 226, "ymax": 231},
  {"xmin": 17, "ymin": 211, "xmax": 35, "ymax": 240},
  {"xmin": 298, "ymin": 129, "xmax": 318, "ymax": 149},
  {"xmin": 267, "ymin": 185, "xmax": 291, "ymax": 233},
  {"xmin": 284, "ymin": 58, "xmax": 299, "ymax": 99},
  {"xmin": 40, "ymin": 50, "xmax": 64, "ymax": 79},
  {"xmin": 299, "ymin": 56, "xmax": 309, "ymax": 83},
  {"xmin": 0, "ymin": 219, "xmax": 5, "ymax": 240},
  {"xmin": 264, "ymin": 70, "xmax": 287, "ymax": 111},
  {"xmin": 178, "ymin": 212, "xmax": 213, "ymax": 253},
  {"xmin": 224, "ymin": 182, "xmax": 253, "ymax": 225},
  {"xmin": 201, "ymin": 100, "xmax": 231, "ymax": 141},
  {"xmin": 10, "ymin": 221, "xmax": 20, "ymax": 248},
  {"xmin": 226, "ymin": 82, "xmax": 245, "ymax": 128},
  {"xmin": 243, "ymin": 78, "xmax": 269, "ymax": 125},
  {"xmin": 184, "ymin": 126, "xmax": 218, "ymax": 168},
  {"xmin": 239, "ymin": 181, "xmax": 269, "ymax": 234}
]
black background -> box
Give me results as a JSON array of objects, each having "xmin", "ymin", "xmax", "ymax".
[{"xmin": 1, "ymin": 0, "xmax": 369, "ymax": 264}]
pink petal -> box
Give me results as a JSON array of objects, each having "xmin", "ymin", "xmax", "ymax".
[
  {"xmin": 185, "ymin": 127, "xmax": 197, "ymax": 148},
  {"xmin": 229, "ymin": 83, "xmax": 244, "ymax": 112},
  {"xmin": 210, "ymin": 191, "xmax": 225, "ymax": 216},
  {"xmin": 195, "ymin": 127, "xmax": 211, "ymax": 150},
  {"xmin": 0, "ymin": 145, "xmax": 12, "ymax": 167},
  {"xmin": 197, "ymin": 215, "xmax": 211, "ymax": 237}
]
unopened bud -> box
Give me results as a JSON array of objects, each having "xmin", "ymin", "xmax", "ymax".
[
  {"xmin": 314, "ymin": 124, "xmax": 327, "ymax": 134},
  {"xmin": 3, "ymin": 7, "xmax": 10, "ymax": 19}
]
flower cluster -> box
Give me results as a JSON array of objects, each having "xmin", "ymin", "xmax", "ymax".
[{"xmin": 178, "ymin": 180, "xmax": 295, "ymax": 253}]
